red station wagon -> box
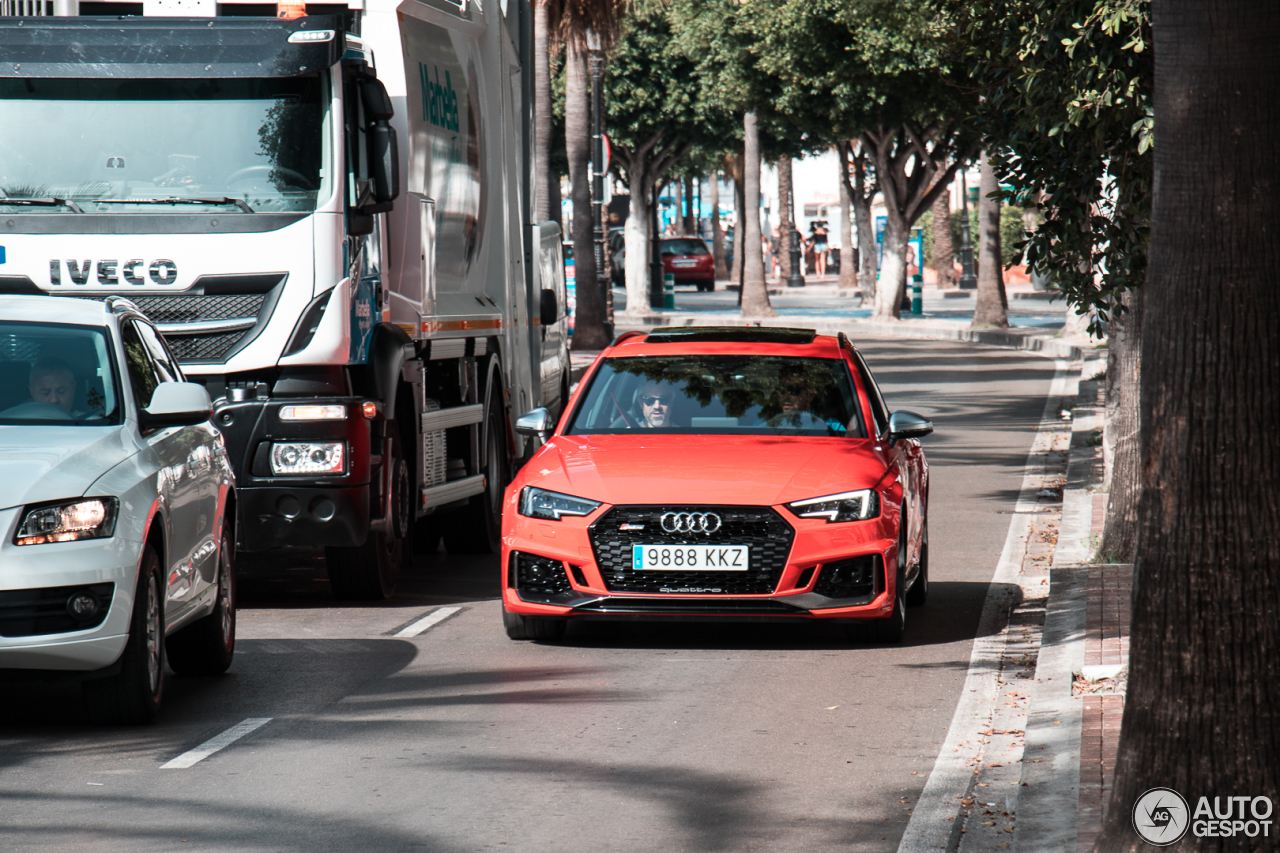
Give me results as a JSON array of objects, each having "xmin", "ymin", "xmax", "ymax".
[{"xmin": 500, "ymin": 327, "xmax": 933, "ymax": 642}]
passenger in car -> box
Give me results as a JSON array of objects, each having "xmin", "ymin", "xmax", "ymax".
[
  {"xmin": 28, "ymin": 357, "xmax": 81, "ymax": 415},
  {"xmin": 769, "ymin": 364, "xmax": 847, "ymax": 433}
]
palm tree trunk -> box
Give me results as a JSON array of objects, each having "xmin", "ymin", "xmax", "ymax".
[
  {"xmin": 533, "ymin": 0, "xmax": 553, "ymax": 224},
  {"xmin": 972, "ymin": 151, "xmax": 1009, "ymax": 328},
  {"xmin": 1097, "ymin": 2, "xmax": 1280, "ymax": 846},
  {"xmin": 836, "ymin": 143, "xmax": 857, "ymax": 289},
  {"xmin": 931, "ymin": 189, "xmax": 954, "ymax": 288},
  {"xmin": 711, "ymin": 175, "xmax": 728, "ymax": 280},
  {"xmin": 565, "ymin": 38, "xmax": 606, "ymax": 349},
  {"xmin": 778, "ymin": 156, "xmax": 795, "ymax": 280},
  {"xmin": 739, "ymin": 112, "xmax": 774, "ymax": 318}
]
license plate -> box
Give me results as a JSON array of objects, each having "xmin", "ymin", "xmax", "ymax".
[
  {"xmin": 632, "ymin": 544, "xmax": 749, "ymax": 571},
  {"xmin": 673, "ymin": 260, "xmax": 697, "ymax": 267}
]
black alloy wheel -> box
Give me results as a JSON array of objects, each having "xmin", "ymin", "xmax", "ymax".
[
  {"xmin": 502, "ymin": 607, "xmax": 567, "ymax": 641},
  {"xmin": 906, "ymin": 520, "xmax": 929, "ymax": 607},
  {"xmin": 84, "ymin": 545, "xmax": 165, "ymax": 724},
  {"xmin": 167, "ymin": 524, "xmax": 237, "ymax": 675}
]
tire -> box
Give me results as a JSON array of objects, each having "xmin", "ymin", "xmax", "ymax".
[
  {"xmin": 83, "ymin": 546, "xmax": 165, "ymax": 724},
  {"xmin": 845, "ymin": 520, "xmax": 908, "ymax": 644},
  {"xmin": 167, "ymin": 525, "xmax": 236, "ymax": 675},
  {"xmin": 444, "ymin": 398, "xmax": 508, "ymax": 555},
  {"xmin": 503, "ymin": 608, "xmax": 567, "ymax": 641},
  {"xmin": 326, "ymin": 421, "xmax": 408, "ymax": 600},
  {"xmin": 906, "ymin": 520, "xmax": 929, "ymax": 607}
]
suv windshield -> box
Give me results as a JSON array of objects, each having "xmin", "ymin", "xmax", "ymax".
[
  {"xmin": 568, "ymin": 355, "xmax": 865, "ymax": 437},
  {"xmin": 0, "ymin": 75, "xmax": 330, "ymax": 215},
  {"xmin": 0, "ymin": 321, "xmax": 122, "ymax": 426}
]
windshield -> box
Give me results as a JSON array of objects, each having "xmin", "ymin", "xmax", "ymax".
[
  {"xmin": 567, "ymin": 355, "xmax": 865, "ymax": 437},
  {"xmin": 662, "ymin": 239, "xmax": 709, "ymax": 256},
  {"xmin": 0, "ymin": 75, "xmax": 330, "ymax": 214},
  {"xmin": 0, "ymin": 321, "xmax": 122, "ymax": 426}
]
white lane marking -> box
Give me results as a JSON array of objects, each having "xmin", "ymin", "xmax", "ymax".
[
  {"xmin": 161, "ymin": 718, "xmax": 272, "ymax": 770},
  {"xmin": 898, "ymin": 358, "xmax": 1071, "ymax": 853},
  {"xmin": 393, "ymin": 606, "xmax": 463, "ymax": 638}
]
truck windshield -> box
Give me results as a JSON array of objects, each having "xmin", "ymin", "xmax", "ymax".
[{"xmin": 0, "ymin": 75, "xmax": 330, "ymax": 214}]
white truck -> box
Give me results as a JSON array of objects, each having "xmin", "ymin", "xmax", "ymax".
[{"xmin": 0, "ymin": 0, "xmax": 571, "ymax": 599}]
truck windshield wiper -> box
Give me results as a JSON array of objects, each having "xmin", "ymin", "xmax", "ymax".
[
  {"xmin": 95, "ymin": 196, "xmax": 255, "ymax": 214},
  {"xmin": 0, "ymin": 197, "xmax": 85, "ymax": 213}
]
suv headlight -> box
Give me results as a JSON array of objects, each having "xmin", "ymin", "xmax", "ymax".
[
  {"xmin": 15, "ymin": 497, "xmax": 119, "ymax": 545},
  {"xmin": 518, "ymin": 487, "xmax": 601, "ymax": 521},
  {"xmin": 786, "ymin": 489, "xmax": 880, "ymax": 523}
]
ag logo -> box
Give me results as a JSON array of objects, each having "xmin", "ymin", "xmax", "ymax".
[{"xmin": 1133, "ymin": 787, "xmax": 1190, "ymax": 846}]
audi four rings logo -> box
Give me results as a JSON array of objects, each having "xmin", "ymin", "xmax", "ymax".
[{"xmin": 660, "ymin": 512, "xmax": 722, "ymax": 534}]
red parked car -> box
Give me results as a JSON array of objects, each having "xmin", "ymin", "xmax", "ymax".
[
  {"xmin": 501, "ymin": 326, "xmax": 934, "ymax": 642},
  {"xmin": 661, "ymin": 237, "xmax": 716, "ymax": 291}
]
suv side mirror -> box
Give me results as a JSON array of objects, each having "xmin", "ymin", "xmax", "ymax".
[
  {"xmin": 515, "ymin": 407, "xmax": 555, "ymax": 446},
  {"xmin": 887, "ymin": 410, "xmax": 933, "ymax": 444},
  {"xmin": 141, "ymin": 382, "xmax": 213, "ymax": 429},
  {"xmin": 540, "ymin": 289, "xmax": 558, "ymax": 327}
]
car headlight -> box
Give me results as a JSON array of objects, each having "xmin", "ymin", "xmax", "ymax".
[
  {"xmin": 786, "ymin": 489, "xmax": 880, "ymax": 523},
  {"xmin": 15, "ymin": 497, "xmax": 119, "ymax": 545},
  {"xmin": 518, "ymin": 486, "xmax": 601, "ymax": 520},
  {"xmin": 270, "ymin": 441, "xmax": 345, "ymax": 475}
]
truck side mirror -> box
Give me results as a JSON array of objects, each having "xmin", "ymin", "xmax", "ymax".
[
  {"xmin": 357, "ymin": 77, "xmax": 400, "ymax": 213},
  {"xmin": 540, "ymin": 288, "xmax": 558, "ymax": 326}
]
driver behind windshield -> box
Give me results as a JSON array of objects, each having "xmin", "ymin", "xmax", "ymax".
[{"xmin": 28, "ymin": 357, "xmax": 80, "ymax": 415}]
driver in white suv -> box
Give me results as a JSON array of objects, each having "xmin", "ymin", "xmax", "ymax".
[{"xmin": 27, "ymin": 357, "xmax": 80, "ymax": 415}]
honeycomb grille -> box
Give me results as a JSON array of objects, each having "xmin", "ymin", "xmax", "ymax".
[
  {"xmin": 512, "ymin": 551, "xmax": 573, "ymax": 596},
  {"xmin": 588, "ymin": 506, "xmax": 794, "ymax": 595},
  {"xmin": 168, "ymin": 331, "xmax": 245, "ymax": 362},
  {"xmin": 814, "ymin": 555, "xmax": 880, "ymax": 600},
  {"xmin": 61, "ymin": 293, "xmax": 267, "ymax": 363}
]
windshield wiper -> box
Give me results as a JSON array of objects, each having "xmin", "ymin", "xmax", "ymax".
[
  {"xmin": 95, "ymin": 196, "xmax": 255, "ymax": 214},
  {"xmin": 0, "ymin": 197, "xmax": 85, "ymax": 213}
]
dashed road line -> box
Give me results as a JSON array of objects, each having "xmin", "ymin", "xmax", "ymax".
[
  {"xmin": 392, "ymin": 605, "xmax": 463, "ymax": 638},
  {"xmin": 161, "ymin": 718, "xmax": 272, "ymax": 769}
]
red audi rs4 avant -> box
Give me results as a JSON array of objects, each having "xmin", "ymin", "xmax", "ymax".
[{"xmin": 500, "ymin": 327, "xmax": 933, "ymax": 642}]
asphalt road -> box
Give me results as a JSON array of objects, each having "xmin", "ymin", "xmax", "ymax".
[{"xmin": 0, "ymin": 338, "xmax": 1058, "ymax": 853}]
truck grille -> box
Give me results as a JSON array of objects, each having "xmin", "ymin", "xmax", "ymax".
[{"xmin": 588, "ymin": 506, "xmax": 794, "ymax": 595}]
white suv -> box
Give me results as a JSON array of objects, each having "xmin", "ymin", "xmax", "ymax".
[{"xmin": 0, "ymin": 295, "xmax": 236, "ymax": 724}]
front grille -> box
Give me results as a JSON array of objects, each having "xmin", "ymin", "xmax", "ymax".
[
  {"xmin": 588, "ymin": 506, "xmax": 794, "ymax": 595},
  {"xmin": 512, "ymin": 551, "xmax": 573, "ymax": 596},
  {"xmin": 0, "ymin": 583, "xmax": 114, "ymax": 638},
  {"xmin": 168, "ymin": 331, "xmax": 245, "ymax": 362},
  {"xmin": 814, "ymin": 555, "xmax": 880, "ymax": 599},
  {"xmin": 575, "ymin": 598, "xmax": 800, "ymax": 614}
]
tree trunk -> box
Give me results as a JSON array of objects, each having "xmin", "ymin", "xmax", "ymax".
[
  {"xmin": 873, "ymin": 215, "xmax": 909, "ymax": 319},
  {"xmin": 931, "ymin": 188, "xmax": 954, "ymax": 288},
  {"xmin": 972, "ymin": 151, "xmax": 1009, "ymax": 328},
  {"xmin": 623, "ymin": 159, "xmax": 652, "ymax": 318},
  {"xmin": 1099, "ymin": 286, "xmax": 1143, "ymax": 563},
  {"xmin": 852, "ymin": 145, "xmax": 876, "ymax": 303},
  {"xmin": 739, "ymin": 112, "xmax": 774, "ymax": 318},
  {"xmin": 778, "ymin": 156, "xmax": 795, "ymax": 280},
  {"xmin": 565, "ymin": 39, "xmax": 607, "ymax": 349},
  {"xmin": 837, "ymin": 143, "xmax": 857, "ymax": 290},
  {"xmin": 733, "ymin": 162, "xmax": 745, "ymax": 289},
  {"xmin": 711, "ymin": 175, "xmax": 728, "ymax": 280},
  {"xmin": 1096, "ymin": 2, "xmax": 1280, "ymax": 849},
  {"xmin": 533, "ymin": 0, "xmax": 553, "ymax": 224},
  {"xmin": 673, "ymin": 179, "xmax": 683, "ymax": 234}
]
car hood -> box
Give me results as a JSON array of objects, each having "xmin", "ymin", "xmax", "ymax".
[
  {"xmin": 523, "ymin": 435, "xmax": 892, "ymax": 507},
  {"xmin": 0, "ymin": 426, "xmax": 139, "ymax": 509}
]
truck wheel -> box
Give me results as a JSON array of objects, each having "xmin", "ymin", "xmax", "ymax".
[
  {"xmin": 326, "ymin": 422, "xmax": 408, "ymax": 600},
  {"xmin": 167, "ymin": 524, "xmax": 236, "ymax": 675},
  {"xmin": 444, "ymin": 401, "xmax": 507, "ymax": 554},
  {"xmin": 83, "ymin": 546, "xmax": 165, "ymax": 724}
]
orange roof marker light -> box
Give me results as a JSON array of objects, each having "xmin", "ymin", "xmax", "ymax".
[{"xmin": 277, "ymin": 0, "xmax": 306, "ymax": 20}]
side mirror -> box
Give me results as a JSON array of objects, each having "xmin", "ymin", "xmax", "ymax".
[
  {"xmin": 358, "ymin": 77, "xmax": 399, "ymax": 213},
  {"xmin": 540, "ymin": 288, "xmax": 558, "ymax": 327},
  {"xmin": 887, "ymin": 410, "xmax": 933, "ymax": 444},
  {"xmin": 141, "ymin": 382, "xmax": 213, "ymax": 429},
  {"xmin": 515, "ymin": 407, "xmax": 555, "ymax": 445}
]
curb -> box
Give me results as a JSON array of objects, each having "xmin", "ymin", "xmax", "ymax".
[
  {"xmin": 613, "ymin": 312, "xmax": 1086, "ymax": 361},
  {"xmin": 1013, "ymin": 355, "xmax": 1105, "ymax": 853}
]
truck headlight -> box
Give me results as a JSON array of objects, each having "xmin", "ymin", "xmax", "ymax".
[
  {"xmin": 15, "ymin": 497, "xmax": 119, "ymax": 545},
  {"xmin": 518, "ymin": 487, "xmax": 601, "ymax": 521},
  {"xmin": 270, "ymin": 441, "xmax": 345, "ymax": 475},
  {"xmin": 786, "ymin": 489, "xmax": 880, "ymax": 523}
]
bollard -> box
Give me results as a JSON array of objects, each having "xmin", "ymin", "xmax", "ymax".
[
  {"xmin": 911, "ymin": 273, "xmax": 923, "ymax": 315},
  {"xmin": 663, "ymin": 272, "xmax": 676, "ymax": 309}
]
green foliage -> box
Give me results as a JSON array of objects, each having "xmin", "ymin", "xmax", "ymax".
[
  {"xmin": 920, "ymin": 205, "xmax": 1025, "ymax": 267},
  {"xmin": 957, "ymin": 0, "xmax": 1152, "ymax": 330}
]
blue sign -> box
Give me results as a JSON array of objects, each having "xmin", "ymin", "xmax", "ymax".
[{"xmin": 0, "ymin": 246, "xmax": 6, "ymax": 264}]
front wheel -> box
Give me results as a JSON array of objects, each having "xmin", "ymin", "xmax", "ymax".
[
  {"xmin": 503, "ymin": 608, "xmax": 567, "ymax": 641},
  {"xmin": 845, "ymin": 521, "xmax": 908, "ymax": 644},
  {"xmin": 326, "ymin": 421, "xmax": 408, "ymax": 600},
  {"xmin": 83, "ymin": 546, "xmax": 165, "ymax": 724},
  {"xmin": 167, "ymin": 525, "xmax": 237, "ymax": 675},
  {"xmin": 906, "ymin": 521, "xmax": 929, "ymax": 607}
]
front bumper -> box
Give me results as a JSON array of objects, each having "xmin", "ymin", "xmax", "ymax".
[{"xmin": 501, "ymin": 501, "xmax": 897, "ymax": 623}]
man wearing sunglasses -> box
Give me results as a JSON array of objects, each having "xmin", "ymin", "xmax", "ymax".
[{"xmin": 635, "ymin": 380, "xmax": 677, "ymax": 428}]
